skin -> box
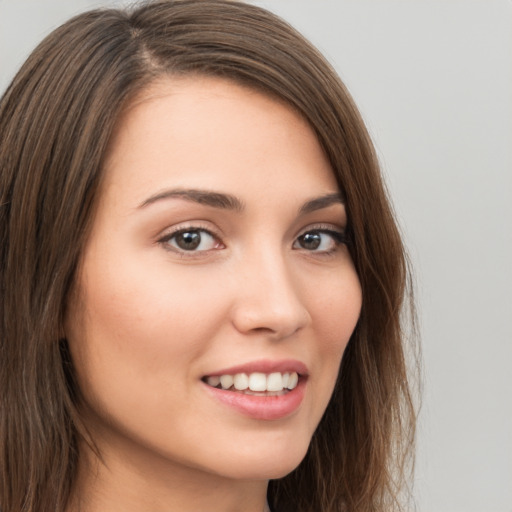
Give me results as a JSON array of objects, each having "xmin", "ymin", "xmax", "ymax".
[{"xmin": 66, "ymin": 76, "xmax": 362, "ymax": 512}]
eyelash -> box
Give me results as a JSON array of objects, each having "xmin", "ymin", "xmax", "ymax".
[
  {"xmin": 157, "ymin": 224, "xmax": 347, "ymax": 256},
  {"xmin": 294, "ymin": 226, "xmax": 347, "ymax": 255},
  {"xmin": 158, "ymin": 224, "xmax": 223, "ymax": 255}
]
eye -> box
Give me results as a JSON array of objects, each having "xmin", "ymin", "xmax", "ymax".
[
  {"xmin": 293, "ymin": 229, "xmax": 346, "ymax": 253},
  {"xmin": 160, "ymin": 228, "xmax": 222, "ymax": 252}
]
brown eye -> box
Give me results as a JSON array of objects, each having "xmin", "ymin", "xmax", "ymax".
[
  {"xmin": 293, "ymin": 229, "xmax": 346, "ymax": 252},
  {"xmin": 164, "ymin": 229, "xmax": 219, "ymax": 252},
  {"xmin": 297, "ymin": 232, "xmax": 322, "ymax": 250}
]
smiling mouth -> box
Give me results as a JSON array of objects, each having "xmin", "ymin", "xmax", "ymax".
[{"xmin": 202, "ymin": 371, "xmax": 299, "ymax": 395}]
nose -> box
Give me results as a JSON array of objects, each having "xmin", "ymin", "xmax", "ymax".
[{"xmin": 230, "ymin": 250, "xmax": 311, "ymax": 340}]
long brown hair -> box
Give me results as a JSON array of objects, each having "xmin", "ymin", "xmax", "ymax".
[{"xmin": 0, "ymin": 1, "xmax": 418, "ymax": 511}]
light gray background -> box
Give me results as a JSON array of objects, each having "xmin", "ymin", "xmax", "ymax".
[{"xmin": 1, "ymin": 1, "xmax": 511, "ymax": 511}]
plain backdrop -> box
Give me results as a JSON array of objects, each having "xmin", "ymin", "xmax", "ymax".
[{"xmin": 1, "ymin": 1, "xmax": 511, "ymax": 511}]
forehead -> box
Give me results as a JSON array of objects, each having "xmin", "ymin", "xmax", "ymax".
[{"xmin": 101, "ymin": 76, "xmax": 338, "ymax": 207}]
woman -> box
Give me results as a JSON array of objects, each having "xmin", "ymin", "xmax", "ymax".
[{"xmin": 0, "ymin": 1, "xmax": 417, "ymax": 511}]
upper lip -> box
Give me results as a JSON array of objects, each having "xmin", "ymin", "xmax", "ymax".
[{"xmin": 203, "ymin": 359, "xmax": 309, "ymax": 377}]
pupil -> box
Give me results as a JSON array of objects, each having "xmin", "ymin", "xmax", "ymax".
[
  {"xmin": 177, "ymin": 231, "xmax": 201, "ymax": 250},
  {"xmin": 301, "ymin": 232, "xmax": 321, "ymax": 250}
]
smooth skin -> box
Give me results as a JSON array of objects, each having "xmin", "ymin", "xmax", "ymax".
[{"xmin": 65, "ymin": 77, "xmax": 362, "ymax": 512}]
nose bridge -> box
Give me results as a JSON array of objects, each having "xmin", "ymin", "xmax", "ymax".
[{"xmin": 231, "ymin": 244, "xmax": 310, "ymax": 338}]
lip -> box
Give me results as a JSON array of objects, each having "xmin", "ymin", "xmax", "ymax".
[
  {"xmin": 202, "ymin": 378, "xmax": 306, "ymax": 420},
  {"xmin": 201, "ymin": 359, "xmax": 308, "ymax": 421},
  {"xmin": 203, "ymin": 359, "xmax": 309, "ymax": 377}
]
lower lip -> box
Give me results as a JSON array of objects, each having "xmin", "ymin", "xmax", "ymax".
[{"xmin": 202, "ymin": 379, "xmax": 306, "ymax": 421}]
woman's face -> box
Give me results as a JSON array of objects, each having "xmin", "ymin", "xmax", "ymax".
[{"xmin": 66, "ymin": 77, "xmax": 362, "ymax": 482}]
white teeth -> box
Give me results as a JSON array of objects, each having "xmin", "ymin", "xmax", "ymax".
[
  {"xmin": 287, "ymin": 372, "xmax": 298, "ymax": 390},
  {"xmin": 266, "ymin": 372, "xmax": 283, "ymax": 391},
  {"xmin": 249, "ymin": 372, "xmax": 267, "ymax": 391},
  {"xmin": 220, "ymin": 374, "xmax": 234, "ymax": 389},
  {"xmin": 207, "ymin": 371, "xmax": 299, "ymax": 392},
  {"xmin": 206, "ymin": 376, "xmax": 221, "ymax": 387},
  {"xmin": 233, "ymin": 373, "xmax": 249, "ymax": 390}
]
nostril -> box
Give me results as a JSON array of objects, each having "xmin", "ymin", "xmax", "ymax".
[{"xmin": 230, "ymin": 298, "xmax": 310, "ymax": 340}]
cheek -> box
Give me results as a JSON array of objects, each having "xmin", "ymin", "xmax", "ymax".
[
  {"xmin": 314, "ymin": 265, "xmax": 362, "ymax": 347},
  {"xmin": 81, "ymin": 249, "xmax": 223, "ymax": 341},
  {"xmin": 306, "ymin": 266, "xmax": 361, "ymax": 409},
  {"xmin": 66, "ymin": 253, "xmax": 229, "ymax": 413}
]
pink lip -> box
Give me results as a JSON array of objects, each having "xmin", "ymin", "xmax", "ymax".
[
  {"xmin": 204, "ymin": 359, "xmax": 309, "ymax": 377},
  {"xmin": 202, "ymin": 379, "xmax": 306, "ymax": 421},
  {"xmin": 201, "ymin": 359, "xmax": 308, "ymax": 421}
]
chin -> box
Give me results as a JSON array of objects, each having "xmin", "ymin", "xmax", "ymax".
[{"xmin": 210, "ymin": 435, "xmax": 311, "ymax": 481}]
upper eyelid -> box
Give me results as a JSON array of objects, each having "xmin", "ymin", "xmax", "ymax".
[
  {"xmin": 296, "ymin": 227, "xmax": 347, "ymax": 241},
  {"xmin": 296, "ymin": 222, "xmax": 346, "ymax": 235},
  {"xmin": 157, "ymin": 222, "xmax": 221, "ymax": 240}
]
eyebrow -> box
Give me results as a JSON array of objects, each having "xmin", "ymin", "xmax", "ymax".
[
  {"xmin": 138, "ymin": 188, "xmax": 344, "ymax": 214},
  {"xmin": 138, "ymin": 188, "xmax": 245, "ymax": 212},
  {"xmin": 298, "ymin": 192, "xmax": 345, "ymax": 215}
]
